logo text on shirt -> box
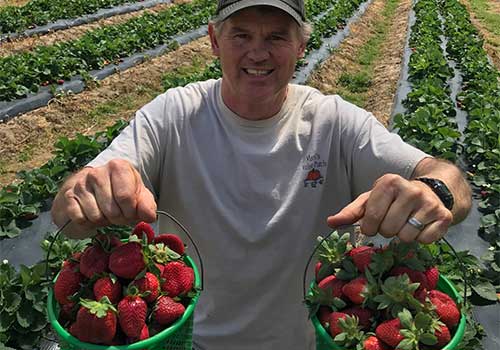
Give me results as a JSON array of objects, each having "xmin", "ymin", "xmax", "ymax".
[{"xmin": 303, "ymin": 154, "xmax": 327, "ymax": 188}]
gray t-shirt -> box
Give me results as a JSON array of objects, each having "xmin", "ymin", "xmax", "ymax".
[{"xmin": 89, "ymin": 78, "xmax": 428, "ymax": 350}]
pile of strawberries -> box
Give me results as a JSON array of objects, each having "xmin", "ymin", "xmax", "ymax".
[
  {"xmin": 53, "ymin": 222, "xmax": 197, "ymax": 346},
  {"xmin": 305, "ymin": 231, "xmax": 462, "ymax": 350}
]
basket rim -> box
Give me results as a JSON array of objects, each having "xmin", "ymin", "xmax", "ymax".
[
  {"xmin": 47, "ymin": 255, "xmax": 201, "ymax": 350},
  {"xmin": 311, "ymin": 274, "xmax": 467, "ymax": 350}
]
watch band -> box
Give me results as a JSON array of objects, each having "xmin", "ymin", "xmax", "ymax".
[{"xmin": 415, "ymin": 177, "xmax": 454, "ymax": 210}]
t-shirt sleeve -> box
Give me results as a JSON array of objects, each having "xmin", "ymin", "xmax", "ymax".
[
  {"xmin": 86, "ymin": 94, "xmax": 168, "ymax": 198},
  {"xmin": 336, "ymin": 97, "xmax": 430, "ymax": 197}
]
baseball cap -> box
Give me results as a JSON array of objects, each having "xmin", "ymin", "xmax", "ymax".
[{"xmin": 215, "ymin": 0, "xmax": 305, "ymax": 25}]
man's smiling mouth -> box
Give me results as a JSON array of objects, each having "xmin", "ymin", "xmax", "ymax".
[{"xmin": 243, "ymin": 68, "xmax": 274, "ymax": 76}]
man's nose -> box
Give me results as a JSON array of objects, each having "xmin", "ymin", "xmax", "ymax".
[{"xmin": 247, "ymin": 39, "xmax": 271, "ymax": 62}]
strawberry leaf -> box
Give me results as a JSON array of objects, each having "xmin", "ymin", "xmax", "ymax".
[{"xmin": 419, "ymin": 332, "xmax": 438, "ymax": 345}]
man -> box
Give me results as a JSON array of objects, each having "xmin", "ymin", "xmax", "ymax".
[{"xmin": 51, "ymin": 0, "xmax": 472, "ymax": 348}]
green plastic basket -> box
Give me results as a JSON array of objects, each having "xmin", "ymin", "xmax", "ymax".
[
  {"xmin": 311, "ymin": 275, "xmax": 466, "ymax": 350},
  {"xmin": 48, "ymin": 255, "xmax": 200, "ymax": 350}
]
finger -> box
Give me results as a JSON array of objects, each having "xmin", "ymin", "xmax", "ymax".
[
  {"xmin": 327, "ymin": 192, "xmax": 369, "ymax": 229},
  {"xmin": 110, "ymin": 162, "xmax": 140, "ymax": 221},
  {"xmin": 414, "ymin": 218, "xmax": 450, "ymax": 244},
  {"xmin": 397, "ymin": 215, "xmax": 428, "ymax": 243},
  {"xmin": 88, "ymin": 168, "xmax": 123, "ymax": 223},
  {"xmin": 72, "ymin": 178, "xmax": 108, "ymax": 226},
  {"xmin": 136, "ymin": 186, "xmax": 157, "ymax": 223},
  {"xmin": 378, "ymin": 190, "xmax": 421, "ymax": 239},
  {"xmin": 59, "ymin": 190, "xmax": 102, "ymax": 239},
  {"xmin": 361, "ymin": 185, "xmax": 397, "ymax": 237}
]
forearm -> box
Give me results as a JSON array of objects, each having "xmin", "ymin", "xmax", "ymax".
[{"xmin": 410, "ymin": 157, "xmax": 472, "ymax": 224}]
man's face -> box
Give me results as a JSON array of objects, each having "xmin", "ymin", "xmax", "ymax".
[{"xmin": 209, "ymin": 7, "xmax": 306, "ymax": 109}]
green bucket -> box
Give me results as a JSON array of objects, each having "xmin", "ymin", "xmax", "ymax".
[
  {"xmin": 48, "ymin": 255, "xmax": 201, "ymax": 350},
  {"xmin": 312, "ymin": 275, "xmax": 466, "ymax": 350}
]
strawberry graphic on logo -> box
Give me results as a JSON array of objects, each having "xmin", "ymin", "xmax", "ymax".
[{"xmin": 304, "ymin": 168, "xmax": 324, "ymax": 187}]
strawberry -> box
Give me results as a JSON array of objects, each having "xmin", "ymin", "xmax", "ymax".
[
  {"xmin": 132, "ymin": 222, "xmax": 155, "ymax": 243},
  {"xmin": 94, "ymin": 233, "xmax": 123, "ymax": 250},
  {"xmin": 390, "ymin": 266, "xmax": 429, "ymax": 290},
  {"xmin": 434, "ymin": 323, "xmax": 451, "ymax": 347},
  {"xmin": 315, "ymin": 261, "xmax": 322, "ymax": 282},
  {"xmin": 73, "ymin": 299, "xmax": 117, "ymax": 344},
  {"xmin": 93, "ymin": 276, "xmax": 122, "ymax": 304},
  {"xmin": 375, "ymin": 318, "xmax": 404, "ymax": 347},
  {"xmin": 154, "ymin": 233, "xmax": 185, "ymax": 255},
  {"xmin": 54, "ymin": 266, "xmax": 84, "ymax": 305},
  {"xmin": 153, "ymin": 295, "xmax": 185, "ymax": 326},
  {"xmin": 428, "ymin": 290, "xmax": 460, "ymax": 328},
  {"xmin": 363, "ymin": 335, "xmax": 389, "ymax": 350},
  {"xmin": 109, "ymin": 242, "xmax": 145, "ymax": 279},
  {"xmin": 117, "ymin": 295, "xmax": 148, "ymax": 338},
  {"xmin": 328, "ymin": 312, "xmax": 348, "ymax": 336},
  {"xmin": 424, "ymin": 266, "xmax": 439, "ymax": 290},
  {"xmin": 80, "ymin": 244, "xmax": 110, "ymax": 279},
  {"xmin": 317, "ymin": 305, "xmax": 333, "ymax": 328},
  {"xmin": 131, "ymin": 272, "xmax": 160, "ymax": 303},
  {"xmin": 342, "ymin": 276, "xmax": 369, "ymax": 304},
  {"xmin": 343, "ymin": 306, "xmax": 373, "ymax": 330},
  {"xmin": 161, "ymin": 261, "xmax": 194, "ymax": 297},
  {"xmin": 61, "ymin": 252, "xmax": 82, "ymax": 270},
  {"xmin": 348, "ymin": 246, "xmax": 376, "ymax": 272},
  {"xmin": 58, "ymin": 302, "xmax": 77, "ymax": 324},
  {"xmin": 318, "ymin": 274, "xmax": 346, "ymax": 299}
]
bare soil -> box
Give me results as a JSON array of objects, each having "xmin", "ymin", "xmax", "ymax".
[
  {"xmin": 0, "ymin": 0, "xmax": 29, "ymax": 7},
  {"xmin": 308, "ymin": 0, "xmax": 411, "ymax": 126},
  {"xmin": 0, "ymin": 1, "xmax": 188, "ymax": 56},
  {"xmin": 0, "ymin": 37, "xmax": 213, "ymax": 186}
]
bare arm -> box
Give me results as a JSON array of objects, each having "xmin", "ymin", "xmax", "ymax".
[
  {"xmin": 51, "ymin": 159, "xmax": 157, "ymax": 239},
  {"xmin": 327, "ymin": 157, "xmax": 472, "ymax": 244}
]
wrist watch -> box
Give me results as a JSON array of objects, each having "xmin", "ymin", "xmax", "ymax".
[{"xmin": 415, "ymin": 177, "xmax": 454, "ymax": 210}]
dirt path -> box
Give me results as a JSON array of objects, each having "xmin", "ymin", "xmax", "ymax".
[
  {"xmin": 0, "ymin": 0, "xmax": 29, "ymax": 7},
  {"xmin": 460, "ymin": 0, "xmax": 500, "ymax": 69},
  {"xmin": 0, "ymin": 37, "xmax": 213, "ymax": 186},
  {"xmin": 307, "ymin": 0, "xmax": 411, "ymax": 126},
  {"xmin": 0, "ymin": 1, "xmax": 184, "ymax": 57}
]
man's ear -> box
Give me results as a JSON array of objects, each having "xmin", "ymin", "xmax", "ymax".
[
  {"xmin": 297, "ymin": 41, "xmax": 306, "ymax": 59},
  {"xmin": 208, "ymin": 23, "xmax": 220, "ymax": 57}
]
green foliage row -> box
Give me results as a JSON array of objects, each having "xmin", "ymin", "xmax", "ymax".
[
  {"xmin": 439, "ymin": 0, "xmax": 500, "ymax": 245},
  {"xmin": 392, "ymin": 0, "xmax": 460, "ymax": 161},
  {"xmin": 0, "ymin": 0, "xmax": 216, "ymax": 101},
  {"xmin": 0, "ymin": 0, "xmax": 137, "ymax": 34}
]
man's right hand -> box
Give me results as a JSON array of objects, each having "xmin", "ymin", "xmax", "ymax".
[{"xmin": 51, "ymin": 159, "xmax": 157, "ymax": 239}]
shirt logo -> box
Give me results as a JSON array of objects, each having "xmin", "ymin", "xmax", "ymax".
[{"xmin": 303, "ymin": 153, "xmax": 327, "ymax": 188}]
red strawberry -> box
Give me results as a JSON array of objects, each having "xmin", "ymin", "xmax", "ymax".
[
  {"xmin": 62, "ymin": 252, "xmax": 82, "ymax": 270},
  {"xmin": 94, "ymin": 233, "xmax": 123, "ymax": 250},
  {"xmin": 390, "ymin": 266, "xmax": 429, "ymax": 290},
  {"xmin": 154, "ymin": 233, "xmax": 185, "ymax": 255},
  {"xmin": 315, "ymin": 261, "xmax": 322, "ymax": 282},
  {"xmin": 93, "ymin": 276, "xmax": 122, "ymax": 304},
  {"xmin": 348, "ymin": 246, "xmax": 376, "ymax": 272},
  {"xmin": 132, "ymin": 222, "xmax": 155, "ymax": 243},
  {"xmin": 117, "ymin": 295, "xmax": 148, "ymax": 338},
  {"xmin": 317, "ymin": 305, "xmax": 333, "ymax": 328},
  {"xmin": 161, "ymin": 261, "xmax": 194, "ymax": 297},
  {"xmin": 342, "ymin": 276, "xmax": 368, "ymax": 304},
  {"xmin": 428, "ymin": 290, "xmax": 460, "ymax": 328},
  {"xmin": 424, "ymin": 266, "xmax": 439, "ymax": 290},
  {"xmin": 153, "ymin": 295, "xmax": 185, "ymax": 326},
  {"xmin": 363, "ymin": 335, "xmax": 389, "ymax": 350},
  {"xmin": 375, "ymin": 318, "xmax": 404, "ymax": 347},
  {"xmin": 318, "ymin": 274, "xmax": 346, "ymax": 299},
  {"xmin": 109, "ymin": 242, "xmax": 145, "ymax": 279},
  {"xmin": 80, "ymin": 244, "xmax": 110, "ymax": 279},
  {"xmin": 328, "ymin": 312, "xmax": 348, "ymax": 336},
  {"xmin": 131, "ymin": 272, "xmax": 160, "ymax": 303},
  {"xmin": 434, "ymin": 324, "xmax": 451, "ymax": 347},
  {"xmin": 343, "ymin": 306, "xmax": 373, "ymax": 330},
  {"xmin": 73, "ymin": 299, "xmax": 117, "ymax": 344},
  {"xmin": 54, "ymin": 267, "xmax": 84, "ymax": 305},
  {"xmin": 58, "ymin": 302, "xmax": 77, "ymax": 324}
]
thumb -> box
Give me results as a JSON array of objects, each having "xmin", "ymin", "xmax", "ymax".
[
  {"xmin": 327, "ymin": 192, "xmax": 369, "ymax": 228},
  {"xmin": 136, "ymin": 185, "xmax": 157, "ymax": 223}
]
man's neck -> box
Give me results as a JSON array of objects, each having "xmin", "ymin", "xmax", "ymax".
[{"xmin": 221, "ymin": 82, "xmax": 289, "ymax": 121}]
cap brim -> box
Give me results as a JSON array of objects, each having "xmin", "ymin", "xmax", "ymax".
[{"xmin": 215, "ymin": 0, "xmax": 303, "ymax": 25}]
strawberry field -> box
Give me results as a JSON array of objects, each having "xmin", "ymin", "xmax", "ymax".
[{"xmin": 0, "ymin": 0, "xmax": 498, "ymax": 349}]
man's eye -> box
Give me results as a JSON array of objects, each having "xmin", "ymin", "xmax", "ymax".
[
  {"xmin": 271, "ymin": 35, "xmax": 285, "ymax": 41},
  {"xmin": 234, "ymin": 34, "xmax": 248, "ymax": 39}
]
